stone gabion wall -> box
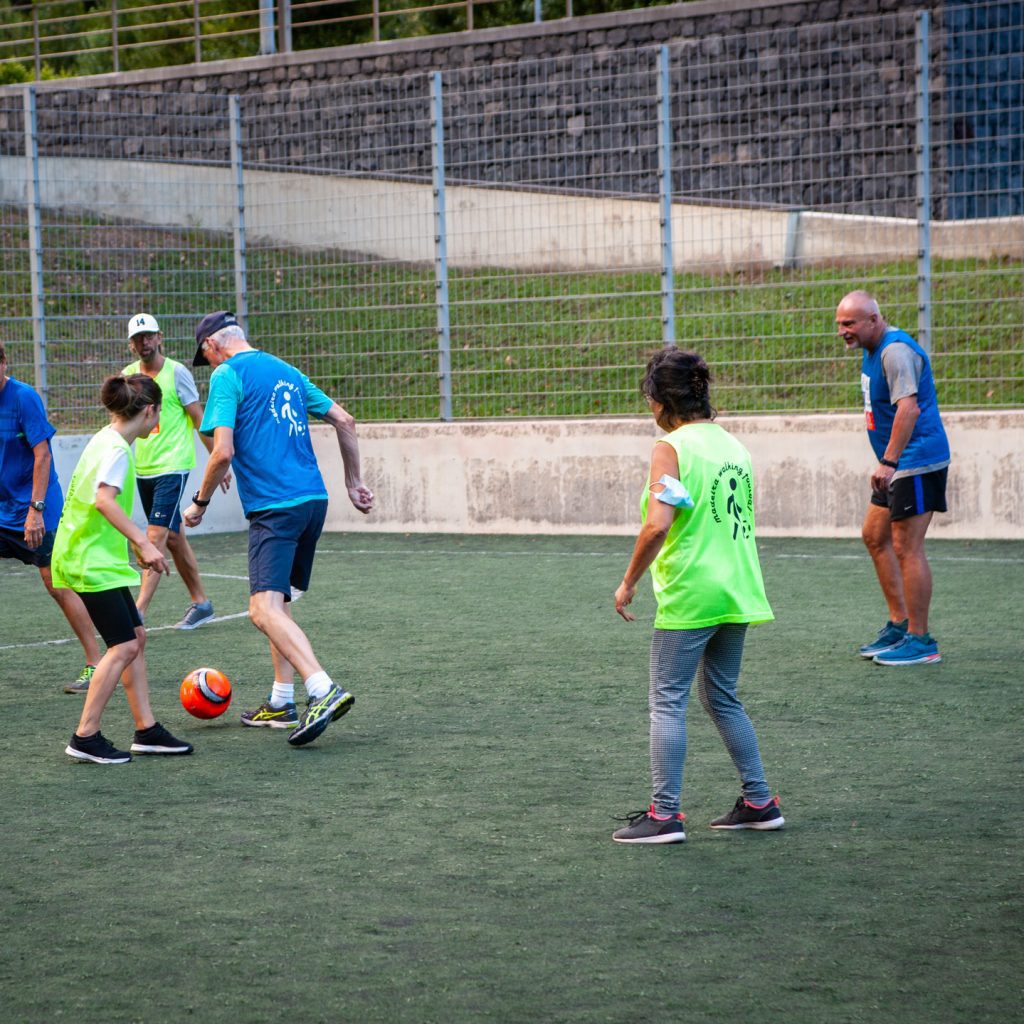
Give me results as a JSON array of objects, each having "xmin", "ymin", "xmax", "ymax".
[
  {"xmin": 4, "ymin": 0, "xmax": 1016, "ymax": 220},
  {"xmin": 943, "ymin": 0, "xmax": 1024, "ymax": 218}
]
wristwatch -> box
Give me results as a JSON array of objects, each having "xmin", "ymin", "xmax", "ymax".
[
  {"xmin": 29, "ymin": 500, "xmax": 46, "ymax": 512},
  {"xmin": 878, "ymin": 457, "xmax": 899, "ymax": 469},
  {"xmin": 191, "ymin": 491, "xmax": 211, "ymax": 508}
]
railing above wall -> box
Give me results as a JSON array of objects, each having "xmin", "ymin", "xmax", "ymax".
[{"xmin": 0, "ymin": 0, "xmax": 594, "ymax": 81}]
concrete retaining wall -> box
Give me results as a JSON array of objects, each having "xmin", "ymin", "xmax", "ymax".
[
  {"xmin": 3, "ymin": 156, "xmax": 1021, "ymax": 271},
  {"xmin": 50, "ymin": 410, "xmax": 1024, "ymax": 539}
]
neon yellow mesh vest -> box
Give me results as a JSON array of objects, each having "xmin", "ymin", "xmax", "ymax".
[
  {"xmin": 122, "ymin": 358, "xmax": 196, "ymax": 475},
  {"xmin": 51, "ymin": 427, "xmax": 140, "ymax": 592},
  {"xmin": 640, "ymin": 422, "xmax": 773, "ymax": 630}
]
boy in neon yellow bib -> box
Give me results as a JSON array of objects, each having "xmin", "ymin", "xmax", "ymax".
[{"xmin": 53, "ymin": 374, "xmax": 194, "ymax": 765}]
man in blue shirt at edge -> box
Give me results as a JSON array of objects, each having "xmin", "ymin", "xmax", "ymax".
[
  {"xmin": 0, "ymin": 343, "xmax": 103, "ymax": 691},
  {"xmin": 181, "ymin": 312, "xmax": 374, "ymax": 746},
  {"xmin": 836, "ymin": 290, "xmax": 950, "ymax": 666}
]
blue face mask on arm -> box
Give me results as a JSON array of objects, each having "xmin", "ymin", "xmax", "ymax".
[{"xmin": 654, "ymin": 475, "xmax": 694, "ymax": 509}]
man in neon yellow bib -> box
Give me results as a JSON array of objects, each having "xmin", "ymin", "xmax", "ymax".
[{"xmin": 123, "ymin": 313, "xmax": 230, "ymax": 629}]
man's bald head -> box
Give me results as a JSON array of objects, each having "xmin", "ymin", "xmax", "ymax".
[{"xmin": 836, "ymin": 291, "xmax": 887, "ymax": 351}]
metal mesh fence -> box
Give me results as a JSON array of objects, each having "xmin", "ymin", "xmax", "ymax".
[{"xmin": 0, "ymin": 2, "xmax": 1021, "ymax": 429}]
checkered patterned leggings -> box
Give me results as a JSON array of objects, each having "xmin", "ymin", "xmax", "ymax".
[{"xmin": 649, "ymin": 623, "xmax": 771, "ymax": 815}]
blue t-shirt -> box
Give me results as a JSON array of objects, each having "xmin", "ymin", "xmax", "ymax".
[
  {"xmin": 200, "ymin": 350, "xmax": 333, "ymax": 515},
  {"xmin": 0, "ymin": 375, "xmax": 64, "ymax": 532}
]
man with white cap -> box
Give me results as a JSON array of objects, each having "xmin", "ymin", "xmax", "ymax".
[{"xmin": 123, "ymin": 312, "xmax": 230, "ymax": 629}]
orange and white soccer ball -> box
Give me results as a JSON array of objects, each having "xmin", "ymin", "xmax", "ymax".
[{"xmin": 180, "ymin": 667, "xmax": 232, "ymax": 719}]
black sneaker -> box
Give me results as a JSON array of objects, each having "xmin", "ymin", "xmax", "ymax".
[
  {"xmin": 287, "ymin": 684, "xmax": 354, "ymax": 747},
  {"xmin": 710, "ymin": 795, "xmax": 785, "ymax": 830},
  {"xmin": 612, "ymin": 804, "xmax": 686, "ymax": 844},
  {"xmin": 65, "ymin": 731, "xmax": 132, "ymax": 764},
  {"xmin": 130, "ymin": 722, "xmax": 194, "ymax": 755},
  {"xmin": 241, "ymin": 700, "xmax": 299, "ymax": 729}
]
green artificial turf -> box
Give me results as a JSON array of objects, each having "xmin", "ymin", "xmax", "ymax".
[{"xmin": 1, "ymin": 533, "xmax": 1020, "ymax": 1023}]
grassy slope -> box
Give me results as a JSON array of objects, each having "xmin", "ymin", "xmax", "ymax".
[{"xmin": 1, "ymin": 209, "xmax": 1022, "ymax": 427}]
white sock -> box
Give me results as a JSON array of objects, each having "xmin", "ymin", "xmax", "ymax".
[
  {"xmin": 270, "ymin": 683, "xmax": 294, "ymax": 707},
  {"xmin": 304, "ymin": 670, "xmax": 332, "ymax": 699}
]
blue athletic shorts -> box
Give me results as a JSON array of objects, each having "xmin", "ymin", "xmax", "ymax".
[
  {"xmin": 0, "ymin": 525, "xmax": 54, "ymax": 568},
  {"xmin": 136, "ymin": 472, "xmax": 190, "ymax": 533},
  {"xmin": 871, "ymin": 467, "xmax": 948, "ymax": 522},
  {"xmin": 246, "ymin": 499, "xmax": 327, "ymax": 599},
  {"xmin": 78, "ymin": 587, "xmax": 143, "ymax": 647}
]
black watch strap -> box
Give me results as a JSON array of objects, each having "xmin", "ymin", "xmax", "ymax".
[
  {"xmin": 878, "ymin": 457, "xmax": 899, "ymax": 469},
  {"xmin": 191, "ymin": 491, "xmax": 211, "ymax": 507}
]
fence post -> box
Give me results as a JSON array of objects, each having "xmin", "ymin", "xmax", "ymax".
[
  {"xmin": 229, "ymin": 96, "xmax": 249, "ymax": 332},
  {"xmin": 23, "ymin": 86, "xmax": 47, "ymax": 405},
  {"xmin": 373, "ymin": 1, "xmax": 381, "ymax": 43},
  {"xmin": 278, "ymin": 0, "xmax": 292, "ymax": 53},
  {"xmin": 915, "ymin": 10, "xmax": 932, "ymax": 353},
  {"xmin": 260, "ymin": 0, "xmax": 277, "ymax": 55},
  {"xmin": 194, "ymin": 0, "xmax": 202, "ymax": 63},
  {"xmin": 32, "ymin": 5, "xmax": 41, "ymax": 81},
  {"xmin": 431, "ymin": 71, "xmax": 453, "ymax": 422},
  {"xmin": 535, "ymin": 0, "xmax": 543, "ymax": 23},
  {"xmin": 112, "ymin": 0, "xmax": 119, "ymax": 73},
  {"xmin": 657, "ymin": 45, "xmax": 676, "ymax": 346}
]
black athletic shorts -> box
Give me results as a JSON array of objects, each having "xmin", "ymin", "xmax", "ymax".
[
  {"xmin": 78, "ymin": 587, "xmax": 143, "ymax": 647},
  {"xmin": 871, "ymin": 467, "xmax": 948, "ymax": 522},
  {"xmin": 247, "ymin": 499, "xmax": 327, "ymax": 598},
  {"xmin": 0, "ymin": 526, "xmax": 54, "ymax": 568}
]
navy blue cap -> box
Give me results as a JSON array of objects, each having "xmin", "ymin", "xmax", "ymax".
[{"xmin": 193, "ymin": 311, "xmax": 238, "ymax": 366}]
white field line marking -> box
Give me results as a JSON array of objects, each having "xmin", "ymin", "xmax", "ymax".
[
  {"xmin": 0, "ymin": 611, "xmax": 251, "ymax": 651},
  {"xmin": 323, "ymin": 549, "xmax": 1024, "ymax": 564},
  {"xmin": 8, "ymin": 551, "xmax": 1019, "ymax": 570},
  {"xmin": 3, "ymin": 549, "xmax": 1020, "ymax": 652}
]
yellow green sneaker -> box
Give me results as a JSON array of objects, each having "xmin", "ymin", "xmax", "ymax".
[
  {"xmin": 240, "ymin": 700, "xmax": 298, "ymax": 729},
  {"xmin": 64, "ymin": 664, "xmax": 95, "ymax": 694},
  {"xmin": 287, "ymin": 684, "xmax": 354, "ymax": 747}
]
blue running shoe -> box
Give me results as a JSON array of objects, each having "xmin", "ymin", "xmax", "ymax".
[
  {"xmin": 873, "ymin": 632, "xmax": 940, "ymax": 665},
  {"xmin": 175, "ymin": 601, "xmax": 214, "ymax": 630},
  {"xmin": 859, "ymin": 619, "xmax": 908, "ymax": 659}
]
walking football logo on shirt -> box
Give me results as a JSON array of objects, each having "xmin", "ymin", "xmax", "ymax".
[
  {"xmin": 709, "ymin": 462, "xmax": 752, "ymax": 541},
  {"xmin": 269, "ymin": 379, "xmax": 306, "ymax": 437},
  {"xmin": 861, "ymin": 372, "xmax": 875, "ymax": 431}
]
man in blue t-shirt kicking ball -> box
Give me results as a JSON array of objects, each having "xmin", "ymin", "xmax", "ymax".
[
  {"xmin": 836, "ymin": 290, "xmax": 951, "ymax": 666},
  {"xmin": 182, "ymin": 312, "xmax": 374, "ymax": 746}
]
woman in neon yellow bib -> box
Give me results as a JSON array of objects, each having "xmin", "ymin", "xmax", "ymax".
[
  {"xmin": 52, "ymin": 375, "xmax": 194, "ymax": 765},
  {"xmin": 612, "ymin": 348, "xmax": 784, "ymax": 843}
]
